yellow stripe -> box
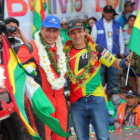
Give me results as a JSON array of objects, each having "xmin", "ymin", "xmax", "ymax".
[
  {"xmin": 82, "ymin": 85, "xmax": 86, "ymax": 96},
  {"xmin": 7, "ymin": 49, "xmax": 18, "ymax": 95},
  {"xmin": 19, "ymin": 112, "xmax": 36, "ymax": 136},
  {"xmin": 74, "ymin": 64, "xmax": 101, "ymax": 93},
  {"xmin": 73, "ymin": 49, "xmax": 88, "ymax": 75},
  {"xmin": 34, "ymin": 0, "xmax": 41, "ymax": 14},
  {"xmin": 32, "ymin": 25, "xmax": 36, "ymax": 34},
  {"xmin": 134, "ymin": 10, "xmax": 140, "ymax": 30}
]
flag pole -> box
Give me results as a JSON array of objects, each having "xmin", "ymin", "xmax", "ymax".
[{"xmin": 125, "ymin": 51, "xmax": 133, "ymax": 86}]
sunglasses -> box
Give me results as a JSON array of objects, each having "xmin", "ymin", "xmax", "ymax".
[{"xmin": 61, "ymin": 23, "xmax": 67, "ymax": 26}]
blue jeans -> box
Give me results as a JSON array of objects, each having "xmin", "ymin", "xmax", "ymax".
[
  {"xmin": 101, "ymin": 65, "xmax": 118, "ymax": 96},
  {"xmin": 71, "ymin": 96, "xmax": 110, "ymax": 140}
]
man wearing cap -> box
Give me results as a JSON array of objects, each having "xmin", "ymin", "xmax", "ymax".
[
  {"xmin": 65, "ymin": 19, "xmax": 133, "ymax": 140},
  {"xmin": 91, "ymin": 5, "xmax": 125, "ymax": 98},
  {"xmin": 118, "ymin": 1, "xmax": 135, "ymax": 28},
  {"xmin": 114, "ymin": 90, "xmax": 140, "ymax": 129},
  {"xmin": 17, "ymin": 15, "xmax": 68, "ymax": 140},
  {"xmin": 107, "ymin": 87, "xmax": 126, "ymax": 131}
]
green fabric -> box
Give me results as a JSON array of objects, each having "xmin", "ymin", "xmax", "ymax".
[
  {"xmin": 32, "ymin": 11, "xmax": 42, "ymax": 38},
  {"xmin": 14, "ymin": 65, "xmax": 28, "ymax": 120},
  {"xmin": 60, "ymin": 29, "xmax": 70, "ymax": 45},
  {"xmin": 128, "ymin": 27, "xmax": 140, "ymax": 56},
  {"xmin": 85, "ymin": 69, "xmax": 101, "ymax": 94},
  {"xmin": 107, "ymin": 99, "xmax": 126, "ymax": 131},
  {"xmin": 32, "ymin": 89, "xmax": 71, "ymax": 137}
]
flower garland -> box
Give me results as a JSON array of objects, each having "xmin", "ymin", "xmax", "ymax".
[
  {"xmin": 64, "ymin": 35, "xmax": 98, "ymax": 84},
  {"xmin": 34, "ymin": 31, "xmax": 67, "ymax": 90}
]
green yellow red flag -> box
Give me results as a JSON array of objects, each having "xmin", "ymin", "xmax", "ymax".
[
  {"xmin": 128, "ymin": 10, "xmax": 140, "ymax": 56},
  {"xmin": 2, "ymin": 34, "xmax": 70, "ymax": 139},
  {"xmin": 2, "ymin": 34, "xmax": 41, "ymax": 139},
  {"xmin": 32, "ymin": 0, "xmax": 47, "ymax": 38}
]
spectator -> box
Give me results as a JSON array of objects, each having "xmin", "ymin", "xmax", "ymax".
[
  {"xmin": 114, "ymin": 90, "xmax": 140, "ymax": 129},
  {"xmin": 123, "ymin": 15, "xmax": 136, "ymax": 56},
  {"xmin": 88, "ymin": 17, "xmax": 97, "ymax": 34},
  {"xmin": 122, "ymin": 14, "xmax": 140, "ymax": 95},
  {"xmin": 0, "ymin": 21, "xmax": 32, "ymax": 140},
  {"xmin": 91, "ymin": 5, "xmax": 125, "ymax": 98},
  {"xmin": 118, "ymin": 1, "xmax": 135, "ymax": 28},
  {"xmin": 4, "ymin": 17, "xmax": 28, "ymax": 44},
  {"xmin": 107, "ymin": 87, "xmax": 126, "ymax": 131},
  {"xmin": 60, "ymin": 18, "xmax": 70, "ymax": 45}
]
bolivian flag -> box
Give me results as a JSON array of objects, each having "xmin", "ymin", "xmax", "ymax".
[
  {"xmin": 32, "ymin": 0, "xmax": 47, "ymax": 38},
  {"xmin": 2, "ymin": 35, "xmax": 70, "ymax": 139},
  {"xmin": 128, "ymin": 10, "xmax": 140, "ymax": 56}
]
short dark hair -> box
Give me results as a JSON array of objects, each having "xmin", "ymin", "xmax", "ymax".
[
  {"xmin": 128, "ymin": 15, "xmax": 136, "ymax": 21},
  {"xmin": 88, "ymin": 17, "xmax": 97, "ymax": 22},
  {"xmin": 4, "ymin": 17, "xmax": 19, "ymax": 26}
]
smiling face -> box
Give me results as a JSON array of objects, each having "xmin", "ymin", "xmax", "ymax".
[
  {"xmin": 40, "ymin": 27, "xmax": 60, "ymax": 45},
  {"xmin": 68, "ymin": 28, "xmax": 86, "ymax": 48},
  {"xmin": 103, "ymin": 12, "xmax": 113, "ymax": 22}
]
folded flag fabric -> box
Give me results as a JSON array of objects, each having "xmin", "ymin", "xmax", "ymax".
[
  {"xmin": 128, "ymin": 10, "xmax": 140, "ymax": 56},
  {"xmin": 2, "ymin": 34, "xmax": 41, "ymax": 139},
  {"xmin": 2, "ymin": 34, "xmax": 70, "ymax": 139},
  {"xmin": 32, "ymin": 0, "xmax": 47, "ymax": 38},
  {"xmin": 25, "ymin": 76, "xmax": 70, "ymax": 137}
]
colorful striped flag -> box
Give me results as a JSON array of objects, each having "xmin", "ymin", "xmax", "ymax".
[
  {"xmin": 32, "ymin": 0, "xmax": 47, "ymax": 38},
  {"xmin": 2, "ymin": 35, "xmax": 70, "ymax": 139},
  {"xmin": 2, "ymin": 34, "xmax": 41, "ymax": 139},
  {"xmin": 128, "ymin": 10, "xmax": 140, "ymax": 56},
  {"xmin": 25, "ymin": 76, "xmax": 70, "ymax": 138}
]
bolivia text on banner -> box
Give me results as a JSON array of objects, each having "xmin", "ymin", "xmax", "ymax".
[
  {"xmin": 2, "ymin": 35, "xmax": 70, "ymax": 139},
  {"xmin": 32, "ymin": 0, "xmax": 47, "ymax": 38},
  {"xmin": 128, "ymin": 10, "xmax": 140, "ymax": 56}
]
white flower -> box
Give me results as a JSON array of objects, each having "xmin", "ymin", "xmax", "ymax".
[{"xmin": 34, "ymin": 32, "xmax": 67, "ymax": 90}]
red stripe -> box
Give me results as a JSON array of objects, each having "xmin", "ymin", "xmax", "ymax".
[
  {"xmin": 2, "ymin": 35, "xmax": 13, "ymax": 93},
  {"xmin": 40, "ymin": 0, "xmax": 45, "ymax": 22},
  {"xmin": 2, "ymin": 34, "xmax": 22, "ymax": 121}
]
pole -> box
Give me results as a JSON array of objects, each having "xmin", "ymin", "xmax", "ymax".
[{"xmin": 125, "ymin": 51, "xmax": 133, "ymax": 86}]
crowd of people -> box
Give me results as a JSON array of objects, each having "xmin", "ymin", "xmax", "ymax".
[{"xmin": 0, "ymin": 1, "xmax": 140, "ymax": 140}]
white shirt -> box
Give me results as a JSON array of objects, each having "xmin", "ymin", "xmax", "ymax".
[{"xmin": 91, "ymin": 18, "xmax": 125, "ymax": 55}]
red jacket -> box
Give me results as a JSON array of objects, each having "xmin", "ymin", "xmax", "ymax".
[{"xmin": 17, "ymin": 41, "xmax": 64, "ymax": 98}]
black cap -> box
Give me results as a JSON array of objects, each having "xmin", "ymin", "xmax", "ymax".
[
  {"xmin": 4, "ymin": 17, "xmax": 19, "ymax": 26},
  {"xmin": 124, "ymin": 1, "xmax": 135, "ymax": 7},
  {"xmin": 67, "ymin": 19, "xmax": 84, "ymax": 32},
  {"xmin": 126, "ymin": 90, "xmax": 136, "ymax": 97},
  {"xmin": 103, "ymin": 5, "xmax": 114, "ymax": 13},
  {"xmin": 113, "ymin": 9, "xmax": 118, "ymax": 16}
]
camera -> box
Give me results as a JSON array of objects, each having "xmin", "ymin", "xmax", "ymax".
[
  {"xmin": 0, "ymin": 21, "xmax": 17, "ymax": 49},
  {"xmin": 0, "ymin": 21, "xmax": 16, "ymax": 35}
]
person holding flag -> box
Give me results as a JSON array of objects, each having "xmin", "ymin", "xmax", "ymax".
[
  {"xmin": 64, "ymin": 19, "xmax": 134, "ymax": 140},
  {"xmin": 126, "ymin": 10, "xmax": 140, "ymax": 95},
  {"xmin": 17, "ymin": 15, "xmax": 68, "ymax": 140}
]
